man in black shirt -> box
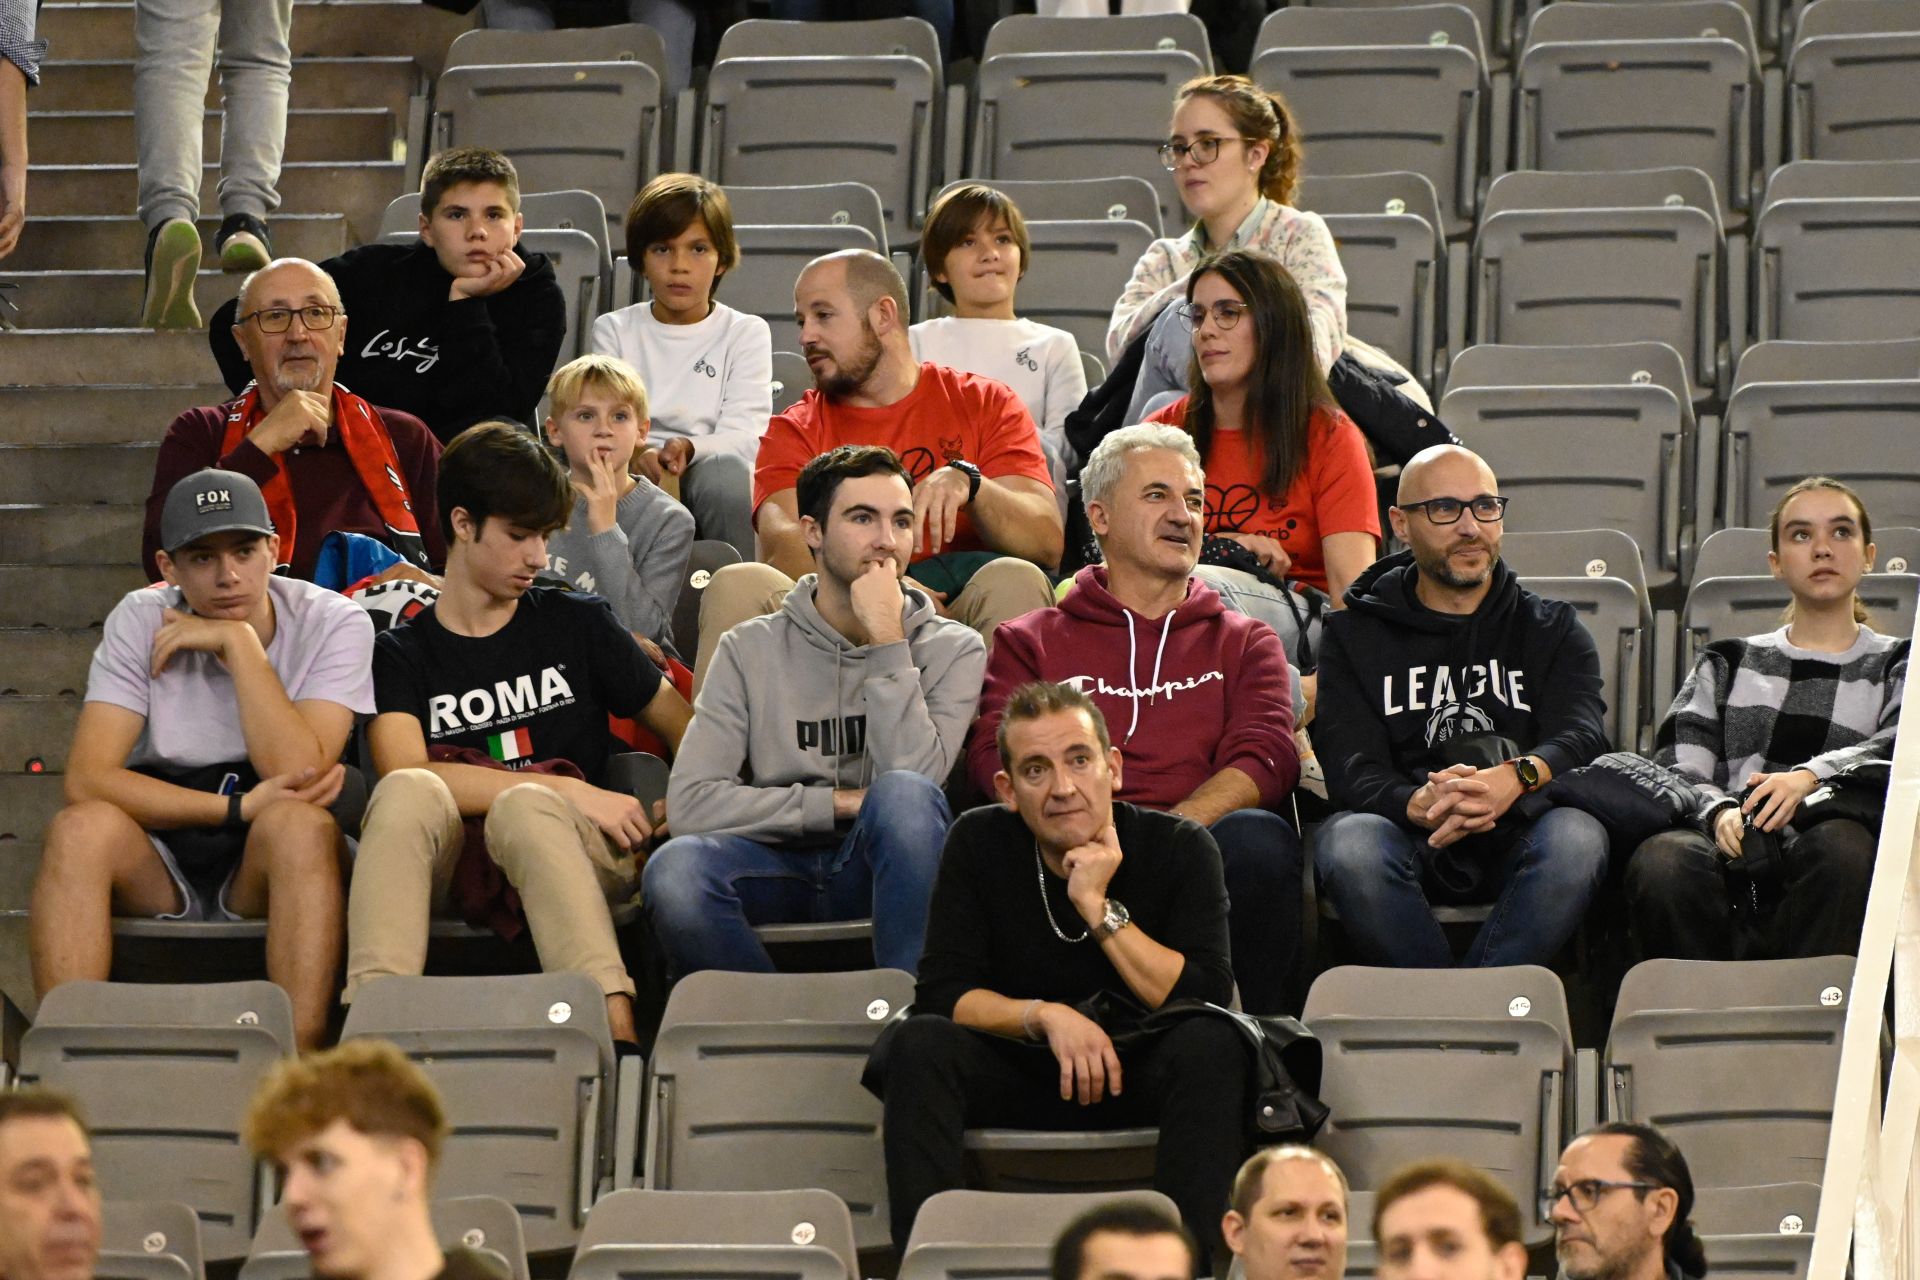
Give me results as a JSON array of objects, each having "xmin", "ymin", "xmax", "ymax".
[
  {"xmin": 873, "ymin": 680, "xmax": 1249, "ymax": 1264},
  {"xmin": 345, "ymin": 422, "xmax": 691, "ymax": 1046}
]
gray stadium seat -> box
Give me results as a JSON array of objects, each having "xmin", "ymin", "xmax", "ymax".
[
  {"xmin": 1692, "ymin": 1181, "xmax": 1821, "ymax": 1236},
  {"xmin": 446, "ymin": 22, "xmax": 672, "ymax": 91},
  {"xmin": 99, "ymin": 1201, "xmax": 203, "ymax": 1280},
  {"xmin": 723, "ymin": 184, "xmax": 890, "ymax": 257},
  {"xmin": 570, "ymin": 1245, "xmax": 848, "ymax": 1280},
  {"xmin": 643, "ymin": 971, "xmax": 914, "ymax": 1252},
  {"xmin": 1303, "ymin": 963, "xmax": 1575, "ymax": 1052},
  {"xmin": 772, "ymin": 351, "xmax": 811, "ymax": 415},
  {"xmin": 724, "ymin": 223, "xmax": 881, "ymax": 332},
  {"xmin": 1474, "ymin": 169, "xmax": 1726, "ymax": 402},
  {"xmin": 703, "ymin": 57, "xmax": 936, "ymax": 252},
  {"xmin": 1699, "ymin": 1233, "xmax": 1814, "ymax": 1280},
  {"xmin": 1735, "ymin": 336, "xmax": 1920, "ymax": 385},
  {"xmin": 897, "ymin": 1245, "xmax": 1051, "ymax": 1280},
  {"xmin": 930, "ymin": 177, "xmax": 1166, "ymax": 237},
  {"xmin": 671, "ymin": 540, "xmax": 743, "ymax": 663},
  {"xmin": 960, "ymin": 1127, "xmax": 1160, "ymax": 1194},
  {"xmin": 1787, "ymin": 32, "xmax": 1920, "ymax": 160},
  {"xmin": 1752, "ymin": 196, "xmax": 1920, "ymax": 342},
  {"xmin": 969, "ymin": 49, "xmax": 1205, "ymax": 235},
  {"xmin": 240, "ymin": 1197, "xmax": 528, "ymax": 1280},
  {"xmin": 1682, "ymin": 571, "xmax": 1918, "ymax": 661},
  {"xmin": 19, "ymin": 982, "xmax": 293, "ymax": 1260},
  {"xmin": 432, "ymin": 62, "xmax": 659, "ymax": 228},
  {"xmin": 1519, "ymin": 575, "xmax": 1650, "ymax": 750},
  {"xmin": 341, "ymin": 973, "xmax": 637, "ymax": 1253},
  {"xmin": 1446, "ymin": 339, "xmax": 1696, "ymax": 419},
  {"xmin": 1526, "ymin": 0, "xmax": 1761, "ymax": 61},
  {"xmin": 516, "ymin": 227, "xmax": 602, "ymax": 363},
  {"xmin": 570, "ymin": 1189, "xmax": 859, "ymax": 1280},
  {"xmin": 1296, "ymin": 171, "xmax": 1446, "ymax": 252},
  {"xmin": 1693, "ymin": 525, "xmax": 1920, "ymax": 581},
  {"xmin": 1256, "ymin": 2, "xmax": 1490, "ymax": 65},
  {"xmin": 984, "ymin": 218, "xmax": 1156, "ymax": 358},
  {"xmin": 903, "ymin": 1190, "xmax": 1182, "ymax": 1254},
  {"xmin": 1322, "ymin": 208, "xmax": 1445, "ymax": 391},
  {"xmin": 1721, "ymin": 378, "xmax": 1920, "ymax": 529},
  {"xmin": 1794, "ymin": 0, "xmax": 1920, "ymax": 39},
  {"xmin": 1763, "ymin": 156, "xmax": 1920, "ymax": 203},
  {"xmin": 984, "ymin": 11, "xmax": 1213, "ymax": 66},
  {"xmin": 716, "ymin": 16, "xmax": 941, "ymax": 67},
  {"xmin": 1499, "ymin": 528, "xmax": 1653, "ymax": 599}
]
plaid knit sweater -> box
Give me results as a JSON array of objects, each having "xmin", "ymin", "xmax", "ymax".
[{"xmin": 1655, "ymin": 625, "xmax": 1908, "ymax": 828}]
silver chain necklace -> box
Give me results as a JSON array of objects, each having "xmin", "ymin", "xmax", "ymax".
[{"xmin": 1034, "ymin": 842, "xmax": 1089, "ymax": 943}]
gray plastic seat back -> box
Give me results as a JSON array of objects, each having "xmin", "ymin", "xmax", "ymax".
[
  {"xmin": 1527, "ymin": 0, "xmax": 1760, "ymax": 59},
  {"xmin": 1298, "ymin": 171, "xmax": 1446, "ymax": 234},
  {"xmin": 433, "ymin": 62, "xmax": 659, "ymax": 226},
  {"xmin": 1691, "ymin": 1182, "xmax": 1821, "ymax": 1236},
  {"xmin": 1303, "ymin": 964, "xmax": 1574, "ymax": 1052},
  {"xmin": 1484, "ymin": 165, "xmax": 1724, "ymax": 218},
  {"xmin": 930, "ymin": 177, "xmax": 1165, "ymax": 238},
  {"xmin": 1722, "ymin": 378, "xmax": 1920, "ymax": 528},
  {"xmin": 1446, "ymin": 340, "xmax": 1696, "ymax": 434},
  {"xmin": 1753, "ymin": 198, "xmax": 1920, "ymax": 342},
  {"xmin": 897, "ymin": 1244, "xmax": 1052, "ymax": 1280},
  {"xmin": 1788, "ymin": 32, "xmax": 1920, "ymax": 160},
  {"xmin": 1683, "ymin": 572, "xmax": 1918, "ymax": 659},
  {"xmin": 516, "ymin": 227, "xmax": 601, "ymax": 363},
  {"xmin": 569, "ymin": 1244, "xmax": 849, "ymax": 1280},
  {"xmin": 1699, "ymin": 1233, "xmax": 1813, "ymax": 1280},
  {"xmin": 1519, "ymin": 575, "xmax": 1649, "ymax": 749},
  {"xmin": 723, "ymin": 184, "xmax": 889, "ymax": 256},
  {"xmin": 578, "ymin": 1189, "xmax": 858, "ymax": 1279},
  {"xmin": 1251, "ymin": 42, "xmax": 1483, "ymax": 236},
  {"xmin": 661, "ymin": 969, "xmax": 916, "ymax": 1026},
  {"xmin": 723, "ymin": 223, "xmax": 880, "ymax": 333},
  {"xmin": 1695, "ymin": 524, "xmax": 1920, "ymax": 580},
  {"xmin": 447, "ymin": 23, "xmax": 670, "ymax": 89},
  {"xmin": 703, "ymin": 57, "xmax": 935, "ymax": 250},
  {"xmin": 1499, "ymin": 529, "xmax": 1653, "ymax": 601},
  {"xmin": 1735, "ymin": 337, "xmax": 1920, "ymax": 387},
  {"xmin": 1795, "ymin": 0, "xmax": 1920, "ymax": 39},
  {"xmin": 342, "ymin": 974, "xmax": 613, "ymax": 1253},
  {"xmin": 1256, "ymin": 4, "xmax": 1490, "ymax": 64},
  {"xmin": 1616, "ymin": 955, "xmax": 1856, "ymax": 1014},
  {"xmin": 984, "ymin": 12, "xmax": 1213, "ymax": 67},
  {"xmin": 904, "ymin": 1190, "xmax": 1181, "ymax": 1253},
  {"xmin": 772, "ymin": 351, "xmax": 812, "ymax": 415},
  {"xmin": 100, "ymin": 1201, "xmax": 204, "ymax": 1280},
  {"xmin": 971, "ymin": 49, "xmax": 1205, "ymax": 234},
  {"xmin": 520, "ymin": 190, "xmax": 614, "ymax": 268},
  {"xmin": 717, "ymin": 16, "xmax": 941, "ymax": 72},
  {"xmin": 1002, "ymin": 219, "xmax": 1157, "ymax": 357},
  {"xmin": 671, "ymin": 540, "xmax": 743, "ymax": 662},
  {"xmin": 1323, "ymin": 210, "xmax": 1443, "ymax": 389},
  {"xmin": 1764, "ymin": 157, "xmax": 1920, "ymax": 204}
]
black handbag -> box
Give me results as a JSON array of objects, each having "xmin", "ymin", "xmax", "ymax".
[{"xmin": 1518, "ymin": 751, "xmax": 1712, "ymax": 851}]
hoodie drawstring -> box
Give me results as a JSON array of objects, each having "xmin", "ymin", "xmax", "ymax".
[{"xmin": 1122, "ymin": 607, "xmax": 1178, "ymax": 743}]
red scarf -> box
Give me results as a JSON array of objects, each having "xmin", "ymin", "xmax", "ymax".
[{"xmin": 221, "ymin": 384, "xmax": 430, "ymax": 571}]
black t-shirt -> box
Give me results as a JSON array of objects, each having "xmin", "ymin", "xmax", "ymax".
[
  {"xmin": 914, "ymin": 802, "xmax": 1234, "ymax": 1018},
  {"xmin": 373, "ymin": 588, "xmax": 662, "ymax": 788}
]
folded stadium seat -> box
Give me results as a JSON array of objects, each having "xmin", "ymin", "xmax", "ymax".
[
  {"xmin": 1698, "ymin": 1234, "xmax": 1814, "ymax": 1280},
  {"xmin": 564, "ymin": 1189, "xmax": 860, "ymax": 1280},
  {"xmin": 19, "ymin": 981, "xmax": 294, "ymax": 1261},
  {"xmin": 1297, "ymin": 171, "xmax": 1448, "ymax": 391},
  {"xmin": 1692, "ymin": 1181, "xmax": 1821, "ymax": 1236},
  {"xmin": 1516, "ymin": 573, "xmax": 1651, "ymax": 752},
  {"xmin": 772, "ymin": 351, "xmax": 811, "ymax": 415},
  {"xmin": 1517, "ymin": 2, "xmax": 1762, "ymax": 233},
  {"xmin": 1282, "ymin": 0, "xmax": 1523, "ymax": 74},
  {"xmin": 723, "ymin": 224, "xmax": 882, "ymax": 331},
  {"xmin": 1694, "ymin": 524, "xmax": 1920, "ymax": 582},
  {"xmin": 722, "ymin": 185, "xmax": 891, "ymax": 257},
  {"xmin": 643, "ymin": 970, "xmax": 915, "ymax": 1254},
  {"xmin": 1250, "ymin": 5, "xmax": 1487, "ymax": 241},
  {"xmin": 340, "ymin": 973, "xmax": 638, "ymax": 1255},
  {"xmin": 899, "ymin": 1190, "xmax": 1181, "ymax": 1280},
  {"xmin": 1604, "ymin": 957, "xmax": 1855, "ymax": 1190},
  {"xmin": 1786, "ymin": 5, "xmax": 1920, "ymax": 161},
  {"xmin": 1752, "ymin": 180, "xmax": 1920, "ymax": 347},
  {"xmin": 918, "ymin": 218, "xmax": 1156, "ymax": 358},
  {"xmin": 99, "ymin": 1201, "xmax": 204, "ymax": 1280},
  {"xmin": 1473, "ymin": 168, "xmax": 1728, "ymax": 405},
  {"xmin": 969, "ymin": 49, "xmax": 1206, "ymax": 235},
  {"xmin": 1300, "ymin": 965, "xmax": 1577, "ymax": 1242},
  {"xmin": 930, "ymin": 176, "xmax": 1166, "ymax": 238},
  {"xmin": 239, "ymin": 1196, "xmax": 529, "ymax": 1280},
  {"xmin": 1681, "ymin": 572, "xmax": 1918, "ymax": 668},
  {"xmin": 982, "ymin": 11, "xmax": 1214, "ymax": 65},
  {"xmin": 1720, "ymin": 378, "xmax": 1920, "ymax": 530},
  {"xmin": 670, "ymin": 542, "xmax": 742, "ymax": 668}
]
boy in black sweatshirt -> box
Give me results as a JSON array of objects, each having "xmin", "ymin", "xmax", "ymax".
[
  {"xmin": 209, "ymin": 147, "xmax": 566, "ymax": 441},
  {"xmin": 1314, "ymin": 445, "xmax": 1610, "ymax": 968}
]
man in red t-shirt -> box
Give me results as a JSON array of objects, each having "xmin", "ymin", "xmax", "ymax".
[{"xmin": 695, "ymin": 249, "xmax": 1062, "ymax": 685}]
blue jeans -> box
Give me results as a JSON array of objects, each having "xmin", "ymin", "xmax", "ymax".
[
  {"xmin": 642, "ymin": 770, "xmax": 951, "ymax": 974},
  {"xmin": 1210, "ymin": 809, "xmax": 1304, "ymax": 1015},
  {"xmin": 1314, "ymin": 807, "xmax": 1607, "ymax": 967}
]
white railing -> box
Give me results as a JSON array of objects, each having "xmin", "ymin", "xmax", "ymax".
[{"xmin": 1812, "ymin": 607, "xmax": 1920, "ymax": 1280}]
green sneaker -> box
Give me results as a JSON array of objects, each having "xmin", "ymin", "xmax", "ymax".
[
  {"xmin": 140, "ymin": 218, "xmax": 203, "ymax": 330},
  {"xmin": 215, "ymin": 212, "xmax": 273, "ymax": 273}
]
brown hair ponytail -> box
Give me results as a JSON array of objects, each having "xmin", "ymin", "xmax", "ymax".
[{"xmin": 1174, "ymin": 74, "xmax": 1305, "ymax": 206}]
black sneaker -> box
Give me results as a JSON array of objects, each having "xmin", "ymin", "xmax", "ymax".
[
  {"xmin": 215, "ymin": 212, "xmax": 273, "ymax": 273},
  {"xmin": 140, "ymin": 218, "xmax": 203, "ymax": 330}
]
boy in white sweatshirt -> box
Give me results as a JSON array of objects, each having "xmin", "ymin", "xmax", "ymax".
[{"xmin": 591, "ymin": 174, "xmax": 772, "ymax": 560}]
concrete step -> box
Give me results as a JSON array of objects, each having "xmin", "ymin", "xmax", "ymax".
[
  {"xmin": 8, "ymin": 213, "xmax": 350, "ymax": 274},
  {"xmin": 35, "ymin": 57, "xmax": 426, "ymax": 117},
  {"xmin": 0, "ymin": 565, "xmax": 148, "ymax": 628},
  {"xmin": 1, "ymin": 387, "xmax": 225, "ymax": 447},
  {"xmin": 29, "ymin": 161, "xmax": 406, "ymax": 244},
  {"xmin": 0, "ymin": 505, "xmax": 144, "ymax": 566},
  {"xmin": 39, "ymin": 1, "xmax": 473, "ymax": 76},
  {"xmin": 0, "ymin": 446, "xmax": 157, "ymax": 505},
  {"xmin": 0, "ymin": 628, "xmax": 101, "ymax": 697},
  {"xmin": 0, "ymin": 775, "xmax": 67, "ymax": 843},
  {"xmin": 0, "ymin": 330, "xmax": 223, "ymax": 387},
  {"xmin": 6, "ymin": 270, "xmax": 244, "ymax": 330},
  {"xmin": 28, "ymin": 109, "xmax": 398, "ymax": 167},
  {"xmin": 0, "ymin": 697, "xmax": 81, "ymax": 774}
]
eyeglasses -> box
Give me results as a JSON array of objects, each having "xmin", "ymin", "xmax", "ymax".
[
  {"xmin": 1399, "ymin": 494, "xmax": 1510, "ymax": 525},
  {"xmin": 1158, "ymin": 136, "xmax": 1259, "ymax": 170},
  {"xmin": 1176, "ymin": 300, "xmax": 1249, "ymax": 331},
  {"xmin": 239, "ymin": 304, "xmax": 341, "ymax": 334},
  {"xmin": 1541, "ymin": 1180, "xmax": 1660, "ymax": 1218}
]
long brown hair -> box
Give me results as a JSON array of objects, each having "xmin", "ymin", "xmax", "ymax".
[
  {"xmin": 1770, "ymin": 475, "xmax": 1875, "ymax": 626},
  {"xmin": 1173, "ymin": 74, "xmax": 1305, "ymax": 207},
  {"xmin": 1180, "ymin": 249, "xmax": 1333, "ymax": 500}
]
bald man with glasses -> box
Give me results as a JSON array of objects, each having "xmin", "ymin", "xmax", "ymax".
[{"xmin": 1311, "ymin": 444, "xmax": 1610, "ymax": 968}]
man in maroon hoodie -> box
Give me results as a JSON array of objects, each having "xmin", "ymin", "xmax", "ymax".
[{"xmin": 969, "ymin": 423, "xmax": 1302, "ymax": 1013}]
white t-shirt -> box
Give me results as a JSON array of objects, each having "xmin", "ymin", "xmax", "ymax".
[
  {"xmin": 908, "ymin": 316, "xmax": 1086, "ymax": 459},
  {"xmin": 589, "ymin": 299, "xmax": 775, "ymax": 464},
  {"xmin": 86, "ymin": 575, "xmax": 377, "ymax": 770}
]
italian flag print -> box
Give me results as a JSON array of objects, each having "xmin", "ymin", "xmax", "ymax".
[{"xmin": 487, "ymin": 727, "xmax": 532, "ymax": 763}]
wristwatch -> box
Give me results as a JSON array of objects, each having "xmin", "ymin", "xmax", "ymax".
[
  {"xmin": 1508, "ymin": 756, "xmax": 1544, "ymax": 794},
  {"xmin": 1091, "ymin": 898, "xmax": 1132, "ymax": 942},
  {"xmin": 946, "ymin": 459, "xmax": 983, "ymax": 504}
]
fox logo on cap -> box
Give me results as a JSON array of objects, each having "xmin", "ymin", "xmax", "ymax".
[{"xmin": 196, "ymin": 489, "xmax": 234, "ymax": 511}]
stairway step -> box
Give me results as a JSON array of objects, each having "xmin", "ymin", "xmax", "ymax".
[
  {"xmin": 0, "ymin": 565, "xmax": 150, "ymax": 628},
  {"xmin": 9, "ymin": 213, "xmax": 350, "ymax": 273},
  {"xmin": 0, "ymin": 628, "xmax": 101, "ymax": 697},
  {"xmin": 0, "ymin": 697, "xmax": 82, "ymax": 774},
  {"xmin": 35, "ymin": 56, "xmax": 425, "ymax": 120},
  {"xmin": 0, "ymin": 505, "xmax": 145, "ymax": 566},
  {"xmin": 1, "ymin": 387, "xmax": 228, "ymax": 446},
  {"xmin": 28, "ymin": 109, "xmax": 398, "ymax": 167},
  {"xmin": 39, "ymin": 1, "xmax": 473, "ymax": 76},
  {"xmin": 0, "ymin": 446, "xmax": 157, "ymax": 505},
  {"xmin": 29, "ymin": 162, "xmax": 406, "ymax": 242},
  {"xmin": 6, "ymin": 270, "xmax": 244, "ymax": 330},
  {"xmin": 0, "ymin": 330, "xmax": 221, "ymax": 388}
]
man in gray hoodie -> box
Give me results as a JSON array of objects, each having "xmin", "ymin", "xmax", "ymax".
[{"xmin": 644, "ymin": 445, "xmax": 989, "ymax": 974}]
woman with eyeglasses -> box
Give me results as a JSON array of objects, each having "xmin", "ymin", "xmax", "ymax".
[{"xmin": 1142, "ymin": 249, "xmax": 1380, "ymax": 667}]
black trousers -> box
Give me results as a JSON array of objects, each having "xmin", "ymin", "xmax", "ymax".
[
  {"xmin": 1625, "ymin": 819, "xmax": 1876, "ymax": 961},
  {"xmin": 878, "ymin": 1014, "xmax": 1251, "ymax": 1265}
]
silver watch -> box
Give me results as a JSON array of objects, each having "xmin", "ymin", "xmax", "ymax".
[{"xmin": 1091, "ymin": 898, "xmax": 1131, "ymax": 941}]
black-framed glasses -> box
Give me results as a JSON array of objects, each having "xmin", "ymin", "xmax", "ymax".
[
  {"xmin": 1541, "ymin": 1179, "xmax": 1660, "ymax": 1218},
  {"xmin": 1399, "ymin": 494, "xmax": 1510, "ymax": 525},
  {"xmin": 1176, "ymin": 300, "xmax": 1248, "ymax": 331},
  {"xmin": 239, "ymin": 304, "xmax": 341, "ymax": 334},
  {"xmin": 1157, "ymin": 136, "xmax": 1259, "ymax": 170}
]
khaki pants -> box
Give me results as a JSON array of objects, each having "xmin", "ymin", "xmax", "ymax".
[
  {"xmin": 344, "ymin": 769, "xmax": 638, "ymax": 1002},
  {"xmin": 692, "ymin": 558, "xmax": 1055, "ymax": 690}
]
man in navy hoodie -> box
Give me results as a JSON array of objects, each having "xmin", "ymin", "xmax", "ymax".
[
  {"xmin": 970, "ymin": 423, "xmax": 1301, "ymax": 1012},
  {"xmin": 1314, "ymin": 444, "xmax": 1609, "ymax": 967}
]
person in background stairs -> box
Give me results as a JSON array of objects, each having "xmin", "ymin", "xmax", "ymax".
[
  {"xmin": 136, "ymin": 0, "xmax": 291, "ymax": 328},
  {"xmin": 0, "ymin": 0, "xmax": 44, "ymax": 261},
  {"xmin": 208, "ymin": 147, "xmax": 568, "ymax": 442}
]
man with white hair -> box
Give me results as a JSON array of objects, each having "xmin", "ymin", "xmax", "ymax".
[{"xmin": 968, "ymin": 423, "xmax": 1303, "ymax": 1013}]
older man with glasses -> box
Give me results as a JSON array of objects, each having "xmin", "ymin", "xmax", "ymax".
[
  {"xmin": 1311, "ymin": 444, "xmax": 1610, "ymax": 967},
  {"xmin": 1548, "ymin": 1124, "xmax": 1708, "ymax": 1280},
  {"xmin": 142, "ymin": 257, "xmax": 446, "ymax": 583}
]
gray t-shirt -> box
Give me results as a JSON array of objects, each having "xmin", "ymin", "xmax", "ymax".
[{"xmin": 86, "ymin": 575, "xmax": 377, "ymax": 770}]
